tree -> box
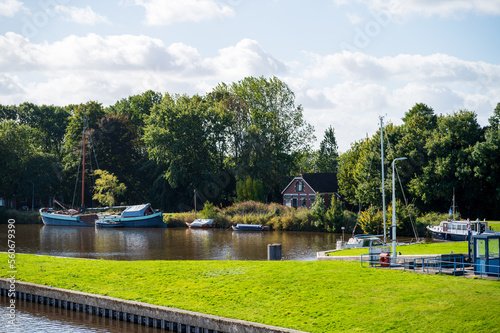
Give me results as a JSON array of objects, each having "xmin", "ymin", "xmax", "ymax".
[
  {"xmin": 236, "ymin": 176, "xmax": 264, "ymax": 202},
  {"xmin": 337, "ymin": 139, "xmax": 367, "ymax": 210},
  {"xmin": 144, "ymin": 94, "xmax": 225, "ymax": 210},
  {"xmin": 357, "ymin": 205, "xmax": 383, "ymax": 235},
  {"xmin": 92, "ymin": 169, "xmax": 126, "ymax": 207},
  {"xmin": 221, "ymin": 76, "xmax": 315, "ymax": 201},
  {"xmin": 107, "ymin": 90, "xmax": 162, "ymax": 132},
  {"xmin": 91, "ymin": 113, "xmax": 144, "ymax": 203},
  {"xmin": 316, "ymin": 126, "xmax": 339, "ymax": 173},
  {"xmin": 472, "ymin": 103, "xmax": 500, "ymax": 217},
  {"xmin": 0, "ymin": 121, "xmax": 43, "ymax": 198},
  {"xmin": 326, "ymin": 196, "xmax": 343, "ymax": 232},
  {"xmin": 410, "ymin": 110, "xmax": 483, "ymax": 215},
  {"xmin": 17, "ymin": 102, "xmax": 70, "ymax": 157}
]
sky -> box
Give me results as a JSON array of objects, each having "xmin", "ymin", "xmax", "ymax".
[{"xmin": 1, "ymin": 0, "xmax": 499, "ymax": 152}]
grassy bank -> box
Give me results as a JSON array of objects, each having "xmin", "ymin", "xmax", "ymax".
[
  {"xmin": 1, "ymin": 254, "xmax": 499, "ymax": 332},
  {"xmin": 0, "ymin": 209, "xmax": 41, "ymax": 224},
  {"xmin": 328, "ymin": 241, "xmax": 470, "ymax": 257}
]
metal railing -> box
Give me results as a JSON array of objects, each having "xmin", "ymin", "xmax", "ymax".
[{"xmin": 360, "ymin": 253, "xmax": 500, "ymax": 279}]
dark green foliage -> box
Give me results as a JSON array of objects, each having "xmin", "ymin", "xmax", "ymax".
[{"xmin": 236, "ymin": 176, "xmax": 264, "ymax": 202}]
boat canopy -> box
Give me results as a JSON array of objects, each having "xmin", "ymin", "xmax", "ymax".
[{"xmin": 122, "ymin": 204, "xmax": 151, "ymax": 217}]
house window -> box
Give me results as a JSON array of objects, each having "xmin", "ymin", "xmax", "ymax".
[
  {"xmin": 0, "ymin": 198, "xmax": 5, "ymax": 206},
  {"xmin": 295, "ymin": 180, "xmax": 304, "ymax": 192},
  {"xmin": 284, "ymin": 194, "xmax": 292, "ymax": 207},
  {"xmin": 309, "ymin": 195, "xmax": 315, "ymax": 206},
  {"xmin": 300, "ymin": 194, "xmax": 307, "ymax": 207}
]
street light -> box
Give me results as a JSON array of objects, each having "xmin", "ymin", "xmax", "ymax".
[
  {"xmin": 392, "ymin": 157, "xmax": 407, "ymax": 265},
  {"xmin": 27, "ymin": 180, "xmax": 34, "ymax": 211},
  {"xmin": 341, "ymin": 226, "xmax": 345, "ymax": 244}
]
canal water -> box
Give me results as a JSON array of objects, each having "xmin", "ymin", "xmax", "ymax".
[
  {"xmin": 0, "ymin": 294, "xmax": 161, "ymax": 333},
  {"xmin": 0, "ymin": 224, "xmax": 340, "ymax": 261}
]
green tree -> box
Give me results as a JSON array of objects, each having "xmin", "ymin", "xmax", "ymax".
[
  {"xmin": 0, "ymin": 121, "xmax": 43, "ymax": 197},
  {"xmin": 316, "ymin": 126, "xmax": 339, "ymax": 173},
  {"xmin": 92, "ymin": 169, "xmax": 127, "ymax": 207},
  {"xmin": 220, "ymin": 76, "xmax": 315, "ymax": 201},
  {"xmin": 357, "ymin": 205, "xmax": 383, "ymax": 235},
  {"xmin": 17, "ymin": 102, "xmax": 70, "ymax": 157},
  {"xmin": 107, "ymin": 90, "xmax": 162, "ymax": 132},
  {"xmin": 326, "ymin": 196, "xmax": 343, "ymax": 232},
  {"xmin": 472, "ymin": 103, "xmax": 500, "ymax": 217},
  {"xmin": 236, "ymin": 176, "xmax": 264, "ymax": 202},
  {"xmin": 144, "ymin": 94, "xmax": 227, "ymax": 210},
  {"xmin": 409, "ymin": 110, "xmax": 483, "ymax": 215}
]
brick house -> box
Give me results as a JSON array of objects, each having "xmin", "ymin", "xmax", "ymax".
[{"xmin": 281, "ymin": 172, "xmax": 339, "ymax": 209}]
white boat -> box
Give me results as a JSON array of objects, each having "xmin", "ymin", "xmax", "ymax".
[
  {"xmin": 232, "ymin": 224, "xmax": 269, "ymax": 231},
  {"xmin": 187, "ymin": 219, "xmax": 214, "ymax": 228},
  {"xmin": 336, "ymin": 234, "xmax": 385, "ymax": 250},
  {"xmin": 427, "ymin": 219, "xmax": 488, "ymax": 241}
]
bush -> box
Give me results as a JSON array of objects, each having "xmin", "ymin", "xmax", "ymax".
[{"xmin": 0, "ymin": 208, "xmax": 41, "ymax": 224}]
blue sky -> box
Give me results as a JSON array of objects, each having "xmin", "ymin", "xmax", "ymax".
[{"xmin": 1, "ymin": 0, "xmax": 499, "ymax": 151}]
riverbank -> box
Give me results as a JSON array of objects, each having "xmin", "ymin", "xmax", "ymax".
[{"xmin": 1, "ymin": 253, "xmax": 499, "ymax": 332}]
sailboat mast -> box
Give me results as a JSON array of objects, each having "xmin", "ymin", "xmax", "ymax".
[
  {"xmin": 81, "ymin": 114, "xmax": 86, "ymax": 209},
  {"xmin": 452, "ymin": 188, "xmax": 455, "ymax": 221},
  {"xmin": 380, "ymin": 117, "xmax": 386, "ymax": 244}
]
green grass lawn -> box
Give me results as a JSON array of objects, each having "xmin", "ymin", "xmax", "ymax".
[
  {"xmin": 328, "ymin": 241, "xmax": 470, "ymax": 257},
  {"xmin": 1, "ymin": 253, "xmax": 499, "ymax": 332},
  {"xmin": 489, "ymin": 222, "xmax": 500, "ymax": 232}
]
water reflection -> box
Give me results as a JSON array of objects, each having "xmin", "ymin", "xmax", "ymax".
[{"xmin": 0, "ymin": 225, "xmax": 338, "ymax": 261}]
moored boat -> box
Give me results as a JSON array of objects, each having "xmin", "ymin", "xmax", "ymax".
[
  {"xmin": 427, "ymin": 219, "xmax": 488, "ymax": 241},
  {"xmin": 187, "ymin": 219, "xmax": 214, "ymax": 228},
  {"xmin": 336, "ymin": 234, "xmax": 385, "ymax": 250},
  {"xmin": 231, "ymin": 224, "xmax": 269, "ymax": 231},
  {"xmin": 39, "ymin": 208, "xmax": 97, "ymax": 226},
  {"xmin": 95, "ymin": 203, "xmax": 163, "ymax": 228}
]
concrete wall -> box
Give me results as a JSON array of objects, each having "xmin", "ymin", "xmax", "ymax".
[{"xmin": 0, "ymin": 279, "xmax": 306, "ymax": 333}]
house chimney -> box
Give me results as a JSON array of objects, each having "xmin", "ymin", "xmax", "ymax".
[{"xmin": 300, "ymin": 167, "xmax": 303, "ymax": 176}]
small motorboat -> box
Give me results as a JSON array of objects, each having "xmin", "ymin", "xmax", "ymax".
[
  {"xmin": 336, "ymin": 234, "xmax": 385, "ymax": 250},
  {"xmin": 187, "ymin": 219, "xmax": 214, "ymax": 228},
  {"xmin": 231, "ymin": 224, "xmax": 269, "ymax": 231}
]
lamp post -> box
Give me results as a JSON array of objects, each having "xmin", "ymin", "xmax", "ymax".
[
  {"xmin": 341, "ymin": 226, "xmax": 345, "ymax": 244},
  {"xmin": 392, "ymin": 157, "xmax": 407, "ymax": 265},
  {"xmin": 27, "ymin": 180, "xmax": 34, "ymax": 211}
]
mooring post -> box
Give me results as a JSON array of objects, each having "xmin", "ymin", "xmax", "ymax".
[{"xmin": 268, "ymin": 244, "xmax": 282, "ymax": 260}]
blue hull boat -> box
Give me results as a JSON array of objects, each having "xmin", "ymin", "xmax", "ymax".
[
  {"xmin": 95, "ymin": 204, "xmax": 163, "ymax": 228},
  {"xmin": 232, "ymin": 224, "xmax": 269, "ymax": 231},
  {"xmin": 39, "ymin": 208, "xmax": 97, "ymax": 226}
]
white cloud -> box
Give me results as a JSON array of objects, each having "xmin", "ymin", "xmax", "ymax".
[
  {"xmin": 0, "ymin": 0, "xmax": 24, "ymax": 17},
  {"xmin": 303, "ymin": 51, "xmax": 500, "ymax": 84},
  {"xmin": 335, "ymin": 0, "xmax": 500, "ymax": 19},
  {"xmin": 0, "ymin": 74, "xmax": 24, "ymax": 96},
  {"xmin": 0, "ymin": 33, "xmax": 285, "ymax": 105},
  {"xmin": 135, "ymin": 0, "xmax": 234, "ymax": 25},
  {"xmin": 54, "ymin": 5, "xmax": 110, "ymax": 25},
  {"xmin": 204, "ymin": 39, "xmax": 287, "ymax": 80}
]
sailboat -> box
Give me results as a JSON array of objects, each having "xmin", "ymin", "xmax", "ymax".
[{"xmin": 39, "ymin": 111, "xmax": 98, "ymax": 226}]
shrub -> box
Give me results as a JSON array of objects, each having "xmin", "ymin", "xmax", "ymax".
[{"xmin": 357, "ymin": 205, "xmax": 383, "ymax": 234}]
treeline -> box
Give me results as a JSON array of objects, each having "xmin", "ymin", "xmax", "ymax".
[
  {"xmin": 2, "ymin": 76, "xmax": 500, "ymax": 223},
  {"xmin": 0, "ymin": 76, "xmax": 335, "ymax": 213},
  {"xmin": 338, "ymin": 102, "xmax": 500, "ymax": 221}
]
